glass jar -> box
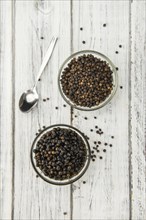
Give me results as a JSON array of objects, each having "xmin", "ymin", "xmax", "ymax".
[
  {"xmin": 58, "ymin": 50, "xmax": 118, "ymax": 111},
  {"xmin": 31, "ymin": 124, "xmax": 91, "ymax": 185}
]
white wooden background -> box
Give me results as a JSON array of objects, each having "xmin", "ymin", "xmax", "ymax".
[{"xmin": 0, "ymin": 0, "xmax": 146, "ymax": 220}]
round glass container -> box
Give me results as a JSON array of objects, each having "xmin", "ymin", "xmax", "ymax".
[
  {"xmin": 31, "ymin": 124, "xmax": 91, "ymax": 185},
  {"xmin": 58, "ymin": 50, "xmax": 118, "ymax": 111}
]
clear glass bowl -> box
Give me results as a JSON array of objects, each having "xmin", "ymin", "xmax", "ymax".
[
  {"xmin": 30, "ymin": 124, "xmax": 91, "ymax": 185},
  {"xmin": 58, "ymin": 50, "xmax": 118, "ymax": 111}
]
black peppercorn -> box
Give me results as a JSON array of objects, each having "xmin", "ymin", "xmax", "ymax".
[
  {"xmin": 60, "ymin": 54, "xmax": 114, "ymax": 108},
  {"xmin": 33, "ymin": 127, "xmax": 87, "ymax": 181}
]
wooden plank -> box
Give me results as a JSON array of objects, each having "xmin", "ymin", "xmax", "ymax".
[
  {"xmin": 71, "ymin": 1, "xmax": 130, "ymax": 219},
  {"xmin": 14, "ymin": 1, "xmax": 71, "ymax": 219},
  {"xmin": 131, "ymin": 1, "xmax": 146, "ymax": 219},
  {"xmin": 0, "ymin": 1, "xmax": 13, "ymax": 219}
]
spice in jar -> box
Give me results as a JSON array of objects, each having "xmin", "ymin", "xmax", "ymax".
[
  {"xmin": 60, "ymin": 54, "xmax": 113, "ymax": 108},
  {"xmin": 33, "ymin": 127, "xmax": 87, "ymax": 180}
]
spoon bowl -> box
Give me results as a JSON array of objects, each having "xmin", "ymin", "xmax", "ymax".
[{"xmin": 19, "ymin": 88, "xmax": 39, "ymax": 113}]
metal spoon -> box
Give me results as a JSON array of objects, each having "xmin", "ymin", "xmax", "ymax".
[{"xmin": 19, "ymin": 37, "xmax": 58, "ymax": 113}]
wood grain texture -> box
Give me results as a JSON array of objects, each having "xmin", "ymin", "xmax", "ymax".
[
  {"xmin": 0, "ymin": 1, "xmax": 13, "ymax": 219},
  {"xmin": 14, "ymin": 1, "xmax": 71, "ymax": 219},
  {"xmin": 131, "ymin": 1, "xmax": 146, "ymax": 219},
  {"xmin": 0, "ymin": 0, "xmax": 146, "ymax": 220},
  {"xmin": 71, "ymin": 1, "xmax": 130, "ymax": 219}
]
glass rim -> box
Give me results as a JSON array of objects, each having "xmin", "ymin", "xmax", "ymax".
[
  {"xmin": 58, "ymin": 50, "xmax": 118, "ymax": 111},
  {"xmin": 30, "ymin": 124, "xmax": 91, "ymax": 185}
]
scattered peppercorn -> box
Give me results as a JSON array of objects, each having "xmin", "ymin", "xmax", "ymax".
[
  {"xmin": 38, "ymin": 78, "xmax": 41, "ymax": 81},
  {"xmin": 36, "ymin": 133, "xmax": 38, "ymax": 136},
  {"xmin": 98, "ymin": 141, "xmax": 101, "ymax": 144},
  {"xmin": 109, "ymin": 144, "xmax": 113, "ymax": 147},
  {"xmin": 103, "ymin": 149, "xmax": 106, "ymax": 152},
  {"xmin": 60, "ymin": 54, "xmax": 114, "ymax": 108},
  {"xmin": 36, "ymin": 175, "xmax": 39, "ymax": 178},
  {"xmin": 47, "ymin": 98, "xmax": 50, "ymax": 100},
  {"xmin": 104, "ymin": 143, "xmax": 108, "ymax": 146},
  {"xmin": 41, "ymin": 36, "xmax": 44, "ymax": 40},
  {"xmin": 90, "ymin": 129, "xmax": 93, "ymax": 132},
  {"xmin": 92, "ymin": 159, "xmax": 95, "ymax": 162},
  {"xmin": 91, "ymin": 150, "xmax": 94, "ymax": 154},
  {"xmin": 83, "ymin": 181, "xmax": 86, "ymax": 184},
  {"xmin": 115, "ymin": 51, "xmax": 119, "ymax": 54},
  {"xmin": 99, "ymin": 156, "xmax": 103, "ymax": 159},
  {"xmin": 80, "ymin": 27, "xmax": 83, "ymax": 31},
  {"xmin": 82, "ymin": 41, "xmax": 86, "ymax": 44},
  {"xmin": 43, "ymin": 126, "xmax": 46, "ymax": 129},
  {"xmin": 111, "ymin": 136, "xmax": 114, "ymax": 139},
  {"xmin": 55, "ymin": 107, "xmax": 58, "ymax": 110},
  {"xmin": 103, "ymin": 23, "xmax": 106, "ymax": 27},
  {"xmin": 94, "ymin": 117, "xmax": 97, "ymax": 119},
  {"xmin": 63, "ymin": 104, "xmax": 67, "ymax": 107},
  {"xmin": 63, "ymin": 212, "xmax": 67, "ymax": 215},
  {"xmin": 43, "ymin": 99, "xmax": 46, "ymax": 102},
  {"xmin": 119, "ymin": 45, "xmax": 122, "ymax": 48},
  {"xmin": 120, "ymin": 86, "xmax": 123, "ymax": 89},
  {"xmin": 33, "ymin": 127, "xmax": 87, "ymax": 180},
  {"xmin": 116, "ymin": 67, "xmax": 119, "ymax": 71},
  {"xmin": 84, "ymin": 117, "xmax": 88, "ymax": 120},
  {"xmin": 95, "ymin": 126, "xmax": 98, "ymax": 128}
]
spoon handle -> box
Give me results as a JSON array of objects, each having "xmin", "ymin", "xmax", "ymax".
[{"xmin": 34, "ymin": 36, "xmax": 58, "ymax": 88}]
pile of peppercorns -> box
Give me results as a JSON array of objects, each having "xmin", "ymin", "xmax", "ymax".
[
  {"xmin": 33, "ymin": 127, "xmax": 87, "ymax": 180},
  {"xmin": 60, "ymin": 54, "xmax": 113, "ymax": 108}
]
